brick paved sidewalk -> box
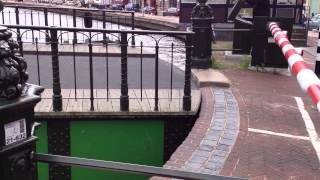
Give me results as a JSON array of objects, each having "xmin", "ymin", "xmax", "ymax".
[{"xmin": 221, "ymin": 68, "xmax": 320, "ymax": 179}]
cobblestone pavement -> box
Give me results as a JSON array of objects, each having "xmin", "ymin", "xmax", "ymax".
[{"xmin": 181, "ymin": 88, "xmax": 239, "ymax": 175}]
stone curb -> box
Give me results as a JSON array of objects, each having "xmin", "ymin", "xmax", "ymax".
[{"xmin": 192, "ymin": 69, "xmax": 231, "ymax": 88}]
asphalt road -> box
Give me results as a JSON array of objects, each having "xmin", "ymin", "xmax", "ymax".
[{"xmin": 24, "ymin": 55, "xmax": 195, "ymax": 89}]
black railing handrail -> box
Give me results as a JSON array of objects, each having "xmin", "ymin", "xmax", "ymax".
[
  {"xmin": 4, "ymin": 24, "xmax": 194, "ymax": 112},
  {"xmin": 4, "ymin": 24, "xmax": 194, "ymax": 36},
  {"xmin": 3, "ymin": 4, "xmax": 135, "ymax": 14},
  {"xmin": 34, "ymin": 153, "xmax": 246, "ymax": 180}
]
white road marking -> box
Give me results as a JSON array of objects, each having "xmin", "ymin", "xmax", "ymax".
[
  {"xmin": 295, "ymin": 97, "xmax": 320, "ymax": 163},
  {"xmin": 248, "ymin": 128, "xmax": 310, "ymax": 141}
]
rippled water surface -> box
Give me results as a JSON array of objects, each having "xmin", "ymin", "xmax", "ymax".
[{"xmin": 0, "ymin": 7, "xmax": 186, "ymax": 70}]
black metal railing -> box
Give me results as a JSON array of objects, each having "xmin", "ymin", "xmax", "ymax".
[
  {"xmin": 1, "ymin": 5, "xmax": 135, "ymax": 45},
  {"xmin": 5, "ymin": 25, "xmax": 193, "ymax": 112}
]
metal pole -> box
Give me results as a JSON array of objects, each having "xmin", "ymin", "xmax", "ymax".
[
  {"xmin": 15, "ymin": 7, "xmax": 20, "ymax": 36},
  {"xmin": 183, "ymin": 34, "xmax": 192, "ymax": 111},
  {"xmin": 131, "ymin": 12, "xmax": 135, "ymax": 46},
  {"xmin": 15, "ymin": 7, "xmax": 23, "ymax": 55},
  {"xmin": 102, "ymin": 11, "xmax": 106, "ymax": 44},
  {"xmin": 272, "ymin": 0, "xmax": 277, "ymax": 17},
  {"xmin": 44, "ymin": 8, "xmax": 50, "ymax": 42},
  {"xmin": 73, "ymin": 9, "xmax": 77, "ymax": 44},
  {"xmin": 154, "ymin": 43, "xmax": 159, "ymax": 111},
  {"xmin": 88, "ymin": 34, "xmax": 94, "ymax": 111},
  {"xmin": 31, "ymin": 11, "xmax": 35, "ymax": 44},
  {"xmin": 316, "ymin": 31, "xmax": 320, "ymax": 77},
  {"xmin": 120, "ymin": 32, "xmax": 129, "ymax": 111},
  {"xmin": 50, "ymin": 28, "xmax": 63, "ymax": 111}
]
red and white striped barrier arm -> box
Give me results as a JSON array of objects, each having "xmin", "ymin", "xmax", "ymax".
[{"xmin": 269, "ymin": 22, "xmax": 320, "ymax": 111}]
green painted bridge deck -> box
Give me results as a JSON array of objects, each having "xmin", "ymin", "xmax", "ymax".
[{"xmin": 35, "ymin": 89, "xmax": 201, "ymax": 116}]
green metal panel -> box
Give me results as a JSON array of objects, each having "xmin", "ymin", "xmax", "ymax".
[
  {"xmin": 70, "ymin": 120, "xmax": 164, "ymax": 180},
  {"xmin": 36, "ymin": 121, "xmax": 49, "ymax": 180}
]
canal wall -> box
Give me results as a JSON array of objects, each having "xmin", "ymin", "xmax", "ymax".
[{"xmin": 4, "ymin": 2, "xmax": 180, "ymax": 31}]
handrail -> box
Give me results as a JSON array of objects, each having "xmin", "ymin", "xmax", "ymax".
[
  {"xmin": 4, "ymin": 24, "xmax": 194, "ymax": 35},
  {"xmin": 34, "ymin": 153, "xmax": 246, "ymax": 180},
  {"xmin": 3, "ymin": 3, "xmax": 135, "ymax": 14},
  {"xmin": 269, "ymin": 22, "xmax": 320, "ymax": 112}
]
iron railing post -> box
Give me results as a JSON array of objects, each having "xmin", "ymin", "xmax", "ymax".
[
  {"xmin": 120, "ymin": 32, "xmax": 129, "ymax": 111},
  {"xmin": 15, "ymin": 7, "xmax": 23, "ymax": 55},
  {"xmin": 44, "ymin": 8, "xmax": 50, "ymax": 43},
  {"xmin": 154, "ymin": 43, "xmax": 159, "ymax": 111},
  {"xmin": 50, "ymin": 28, "xmax": 63, "ymax": 111},
  {"xmin": 30, "ymin": 11, "xmax": 35, "ymax": 44},
  {"xmin": 102, "ymin": 11, "xmax": 107, "ymax": 44},
  {"xmin": 183, "ymin": 34, "xmax": 192, "ymax": 111},
  {"xmin": 131, "ymin": 12, "xmax": 135, "ymax": 46},
  {"xmin": 88, "ymin": 35, "xmax": 94, "ymax": 111},
  {"xmin": 72, "ymin": 9, "xmax": 77, "ymax": 44}
]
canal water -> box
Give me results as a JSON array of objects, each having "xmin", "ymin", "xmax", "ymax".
[{"xmin": 0, "ymin": 7, "xmax": 186, "ymax": 70}]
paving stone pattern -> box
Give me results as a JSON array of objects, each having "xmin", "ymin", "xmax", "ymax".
[
  {"xmin": 151, "ymin": 87, "xmax": 240, "ymax": 180},
  {"xmin": 181, "ymin": 87, "xmax": 240, "ymax": 175}
]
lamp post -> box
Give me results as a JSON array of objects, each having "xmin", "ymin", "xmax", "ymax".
[{"xmin": 191, "ymin": 0, "xmax": 214, "ymax": 69}]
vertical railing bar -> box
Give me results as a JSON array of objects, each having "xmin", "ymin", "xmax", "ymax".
[
  {"xmin": 73, "ymin": 39, "xmax": 77, "ymax": 100},
  {"xmin": 31, "ymin": 11, "xmax": 35, "ymax": 44},
  {"xmin": 105, "ymin": 41, "xmax": 109, "ymax": 100},
  {"xmin": 24, "ymin": 10, "xmax": 28, "ymax": 42},
  {"xmin": 59, "ymin": 13, "xmax": 62, "ymax": 44},
  {"xmin": 170, "ymin": 43, "xmax": 173, "ymax": 101},
  {"xmin": 102, "ymin": 11, "xmax": 106, "ymax": 44},
  {"xmin": 131, "ymin": 12, "xmax": 135, "ymax": 46},
  {"xmin": 110, "ymin": 16, "xmax": 112, "ymax": 29},
  {"xmin": 117, "ymin": 16, "xmax": 120, "ymax": 30},
  {"xmin": 81, "ymin": 20, "xmax": 85, "ymax": 42},
  {"xmin": 66, "ymin": 14, "xmax": 70, "ymax": 42},
  {"xmin": 1, "ymin": 10, "xmax": 4, "ymax": 24},
  {"xmin": 8, "ymin": 11, "xmax": 11, "ymax": 25},
  {"xmin": 37, "ymin": 11, "xmax": 40, "ymax": 38},
  {"xmin": 154, "ymin": 42, "xmax": 159, "ymax": 111},
  {"xmin": 89, "ymin": 34, "xmax": 94, "ymax": 111},
  {"xmin": 15, "ymin": 7, "xmax": 23, "ymax": 55},
  {"xmin": 120, "ymin": 32, "xmax": 129, "ymax": 111},
  {"xmin": 36, "ymin": 38, "xmax": 41, "ymax": 85},
  {"xmin": 140, "ymin": 41, "xmax": 143, "ymax": 101},
  {"xmin": 44, "ymin": 8, "xmax": 50, "ymax": 42},
  {"xmin": 24, "ymin": 10, "xmax": 26, "ymax": 25},
  {"xmin": 50, "ymin": 28, "xmax": 63, "ymax": 111},
  {"xmin": 183, "ymin": 34, "xmax": 192, "ymax": 111},
  {"xmin": 52, "ymin": 12, "xmax": 54, "ymax": 26},
  {"xmin": 73, "ymin": 9, "xmax": 77, "ymax": 44}
]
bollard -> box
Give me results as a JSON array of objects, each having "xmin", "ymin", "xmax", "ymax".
[
  {"xmin": 191, "ymin": 0, "xmax": 214, "ymax": 69},
  {"xmin": 120, "ymin": 32, "xmax": 129, "ymax": 111},
  {"xmin": 84, "ymin": 12, "xmax": 93, "ymax": 28},
  {"xmin": 50, "ymin": 29, "xmax": 63, "ymax": 111},
  {"xmin": 251, "ymin": 16, "xmax": 268, "ymax": 66}
]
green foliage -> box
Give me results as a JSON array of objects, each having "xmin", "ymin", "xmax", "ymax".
[
  {"xmin": 239, "ymin": 55, "xmax": 251, "ymax": 69},
  {"xmin": 212, "ymin": 57, "xmax": 225, "ymax": 69}
]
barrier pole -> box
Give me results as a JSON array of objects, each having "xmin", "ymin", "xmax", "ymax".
[
  {"xmin": 316, "ymin": 31, "xmax": 320, "ymax": 77},
  {"xmin": 269, "ymin": 22, "xmax": 320, "ymax": 112}
]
